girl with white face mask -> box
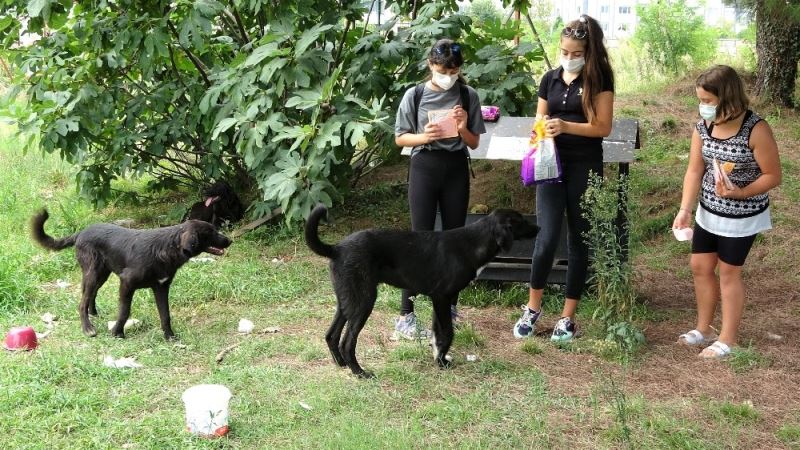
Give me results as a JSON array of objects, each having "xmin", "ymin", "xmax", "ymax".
[
  {"xmin": 513, "ymin": 14, "xmax": 615, "ymax": 342},
  {"xmin": 673, "ymin": 65, "xmax": 782, "ymax": 359},
  {"xmin": 393, "ymin": 39, "xmax": 486, "ymax": 340}
]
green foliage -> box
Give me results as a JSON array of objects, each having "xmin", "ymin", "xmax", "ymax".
[
  {"xmin": 464, "ymin": 0, "xmax": 502, "ymax": 26},
  {"xmin": 0, "ymin": 255, "xmax": 33, "ymax": 313},
  {"xmin": 777, "ymin": 423, "xmax": 800, "ymax": 448},
  {"xmin": 726, "ymin": 342, "xmax": 773, "ymax": 373},
  {"xmin": 0, "ymin": 0, "xmax": 544, "ymax": 222},
  {"xmin": 582, "ymin": 173, "xmax": 645, "ymax": 352},
  {"xmin": 461, "ymin": 18, "xmax": 541, "ymax": 116},
  {"xmin": 633, "ymin": 0, "xmax": 717, "ymax": 75}
]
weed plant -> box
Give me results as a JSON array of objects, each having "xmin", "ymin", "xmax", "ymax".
[{"xmin": 582, "ymin": 173, "xmax": 645, "ymax": 351}]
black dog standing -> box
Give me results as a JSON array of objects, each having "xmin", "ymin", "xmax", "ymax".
[
  {"xmin": 31, "ymin": 210, "xmax": 232, "ymax": 340},
  {"xmin": 183, "ymin": 181, "xmax": 244, "ymax": 227},
  {"xmin": 305, "ymin": 204, "xmax": 538, "ymax": 378}
]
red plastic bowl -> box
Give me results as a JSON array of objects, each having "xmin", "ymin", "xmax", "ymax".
[{"xmin": 4, "ymin": 326, "xmax": 38, "ymax": 351}]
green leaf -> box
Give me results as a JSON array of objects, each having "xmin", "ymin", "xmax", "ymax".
[
  {"xmin": 294, "ymin": 24, "xmax": 334, "ymax": 57},
  {"xmin": 212, "ymin": 117, "xmax": 238, "ymax": 139},
  {"xmin": 0, "ymin": 16, "xmax": 13, "ymax": 32},
  {"xmin": 245, "ymin": 43, "xmax": 284, "ymax": 67},
  {"xmin": 194, "ymin": 0, "xmax": 224, "ymax": 16},
  {"xmin": 285, "ymin": 89, "xmax": 321, "ymax": 110},
  {"xmin": 27, "ymin": 0, "xmax": 49, "ymax": 18},
  {"xmin": 258, "ymin": 57, "xmax": 288, "ymax": 83}
]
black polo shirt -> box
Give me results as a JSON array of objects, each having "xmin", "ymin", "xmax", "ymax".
[{"xmin": 538, "ymin": 67, "xmax": 614, "ymax": 162}]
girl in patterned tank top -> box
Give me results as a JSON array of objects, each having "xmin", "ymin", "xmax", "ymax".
[{"xmin": 673, "ymin": 65, "xmax": 782, "ymax": 359}]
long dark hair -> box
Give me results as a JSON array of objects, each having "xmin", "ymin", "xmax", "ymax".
[{"xmin": 562, "ymin": 15, "xmax": 614, "ymax": 123}]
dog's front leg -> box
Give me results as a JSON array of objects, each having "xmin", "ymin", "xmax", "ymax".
[
  {"xmin": 111, "ymin": 282, "xmax": 136, "ymax": 338},
  {"xmin": 152, "ymin": 284, "xmax": 176, "ymax": 340},
  {"xmin": 431, "ymin": 298, "xmax": 455, "ymax": 368}
]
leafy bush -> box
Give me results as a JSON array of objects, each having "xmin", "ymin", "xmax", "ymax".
[
  {"xmin": 633, "ymin": 0, "xmax": 717, "ymax": 76},
  {"xmin": 0, "ymin": 1, "xmax": 544, "ymax": 222}
]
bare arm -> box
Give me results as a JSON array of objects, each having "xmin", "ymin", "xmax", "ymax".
[
  {"xmin": 536, "ymin": 97, "xmax": 548, "ymax": 118},
  {"xmin": 395, "ymin": 122, "xmax": 443, "ymax": 148},
  {"xmin": 546, "ymin": 91, "xmax": 615, "ymax": 138},
  {"xmin": 452, "ymin": 105, "xmax": 480, "ymax": 149},
  {"xmin": 673, "ymin": 128, "xmax": 705, "ymax": 229},
  {"xmin": 715, "ymin": 120, "xmax": 782, "ymax": 199}
]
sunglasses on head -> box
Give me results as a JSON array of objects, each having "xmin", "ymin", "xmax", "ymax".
[
  {"xmin": 434, "ymin": 43, "xmax": 461, "ymax": 56},
  {"xmin": 562, "ymin": 26, "xmax": 587, "ymax": 39},
  {"xmin": 562, "ymin": 15, "xmax": 588, "ymax": 39}
]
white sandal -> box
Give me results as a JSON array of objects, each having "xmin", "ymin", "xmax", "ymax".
[
  {"xmin": 677, "ymin": 329, "xmax": 717, "ymax": 347},
  {"xmin": 699, "ymin": 341, "xmax": 732, "ymax": 359}
]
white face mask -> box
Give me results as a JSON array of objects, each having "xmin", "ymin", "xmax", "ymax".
[
  {"xmin": 561, "ymin": 57, "xmax": 585, "ymax": 73},
  {"xmin": 432, "ymin": 71, "xmax": 458, "ymax": 90},
  {"xmin": 699, "ymin": 103, "xmax": 717, "ymax": 121}
]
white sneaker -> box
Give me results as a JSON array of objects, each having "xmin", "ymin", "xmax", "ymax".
[
  {"xmin": 513, "ymin": 306, "xmax": 540, "ymax": 339},
  {"xmin": 393, "ymin": 312, "xmax": 431, "ymax": 340}
]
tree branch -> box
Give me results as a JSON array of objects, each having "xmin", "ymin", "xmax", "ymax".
[
  {"xmin": 167, "ymin": 20, "xmax": 212, "ymax": 87},
  {"xmin": 228, "ymin": 3, "xmax": 250, "ymax": 45}
]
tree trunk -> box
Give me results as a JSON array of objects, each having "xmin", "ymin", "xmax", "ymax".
[{"xmin": 754, "ymin": 1, "xmax": 800, "ymax": 107}]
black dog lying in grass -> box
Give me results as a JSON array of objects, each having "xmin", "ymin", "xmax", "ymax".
[
  {"xmin": 305, "ymin": 204, "xmax": 539, "ymax": 378},
  {"xmin": 183, "ymin": 181, "xmax": 244, "ymax": 227},
  {"xmin": 31, "ymin": 210, "xmax": 232, "ymax": 340}
]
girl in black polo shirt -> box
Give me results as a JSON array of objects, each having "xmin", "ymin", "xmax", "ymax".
[{"xmin": 513, "ymin": 15, "xmax": 614, "ymax": 342}]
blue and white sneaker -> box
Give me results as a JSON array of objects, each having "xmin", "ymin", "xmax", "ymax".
[
  {"xmin": 551, "ymin": 316, "xmax": 577, "ymax": 342},
  {"xmin": 513, "ymin": 306, "xmax": 541, "ymax": 339},
  {"xmin": 393, "ymin": 312, "xmax": 431, "ymax": 340}
]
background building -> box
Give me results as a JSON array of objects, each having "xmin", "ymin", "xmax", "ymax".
[{"xmin": 550, "ymin": 0, "xmax": 747, "ymax": 44}]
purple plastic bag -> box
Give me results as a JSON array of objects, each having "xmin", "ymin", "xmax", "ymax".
[
  {"xmin": 520, "ymin": 138, "xmax": 562, "ymax": 186},
  {"xmin": 481, "ymin": 106, "xmax": 500, "ymax": 122}
]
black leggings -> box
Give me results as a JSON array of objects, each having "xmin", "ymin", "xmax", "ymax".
[
  {"xmin": 529, "ymin": 159, "xmax": 603, "ymax": 300},
  {"xmin": 400, "ymin": 150, "xmax": 470, "ymax": 315}
]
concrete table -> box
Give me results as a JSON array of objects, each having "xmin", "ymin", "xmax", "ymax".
[{"xmin": 404, "ymin": 117, "xmax": 639, "ymax": 283}]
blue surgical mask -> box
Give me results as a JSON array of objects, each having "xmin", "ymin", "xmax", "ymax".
[
  {"xmin": 699, "ymin": 103, "xmax": 717, "ymax": 121},
  {"xmin": 561, "ymin": 57, "xmax": 585, "ymax": 73},
  {"xmin": 432, "ymin": 71, "xmax": 458, "ymax": 90}
]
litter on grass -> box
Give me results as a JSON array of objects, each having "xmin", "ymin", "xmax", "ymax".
[
  {"xmin": 107, "ymin": 318, "xmax": 141, "ymax": 332},
  {"xmin": 237, "ymin": 319, "xmax": 255, "ymax": 334},
  {"xmin": 103, "ymin": 356, "xmax": 143, "ymax": 369}
]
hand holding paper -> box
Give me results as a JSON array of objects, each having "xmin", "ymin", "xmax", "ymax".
[
  {"xmin": 427, "ymin": 109, "xmax": 459, "ymax": 138},
  {"xmin": 712, "ymin": 158, "xmax": 735, "ymax": 190}
]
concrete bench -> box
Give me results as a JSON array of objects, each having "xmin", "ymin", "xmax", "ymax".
[{"xmin": 405, "ymin": 117, "xmax": 640, "ymax": 284}]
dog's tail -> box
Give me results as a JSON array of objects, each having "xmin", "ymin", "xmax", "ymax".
[
  {"xmin": 30, "ymin": 209, "xmax": 78, "ymax": 251},
  {"xmin": 304, "ymin": 204, "xmax": 335, "ymax": 259}
]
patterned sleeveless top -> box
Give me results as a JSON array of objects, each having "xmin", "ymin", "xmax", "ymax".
[{"xmin": 697, "ymin": 110, "xmax": 768, "ymax": 219}]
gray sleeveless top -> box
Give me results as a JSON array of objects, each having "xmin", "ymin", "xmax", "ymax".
[{"xmin": 697, "ymin": 110, "xmax": 769, "ymax": 219}]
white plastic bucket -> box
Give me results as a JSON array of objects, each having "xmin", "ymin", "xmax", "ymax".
[{"xmin": 181, "ymin": 384, "xmax": 232, "ymax": 437}]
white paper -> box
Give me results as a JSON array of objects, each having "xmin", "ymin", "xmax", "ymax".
[
  {"xmin": 238, "ymin": 319, "xmax": 255, "ymax": 333},
  {"xmin": 485, "ymin": 136, "xmax": 530, "ymax": 160},
  {"xmin": 107, "ymin": 318, "xmax": 141, "ymax": 331},
  {"xmin": 103, "ymin": 356, "xmax": 143, "ymax": 369}
]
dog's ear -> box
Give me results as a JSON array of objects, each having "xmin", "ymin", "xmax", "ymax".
[{"xmin": 180, "ymin": 229, "xmax": 199, "ymax": 257}]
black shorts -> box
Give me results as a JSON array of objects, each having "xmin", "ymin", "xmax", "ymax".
[{"xmin": 691, "ymin": 224, "xmax": 757, "ymax": 266}]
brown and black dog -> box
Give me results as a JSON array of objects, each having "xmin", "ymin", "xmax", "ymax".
[
  {"xmin": 31, "ymin": 210, "xmax": 232, "ymax": 340},
  {"xmin": 305, "ymin": 204, "xmax": 538, "ymax": 378}
]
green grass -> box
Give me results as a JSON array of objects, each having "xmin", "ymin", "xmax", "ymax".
[{"xmin": 2, "ymin": 78, "xmax": 798, "ymax": 448}]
